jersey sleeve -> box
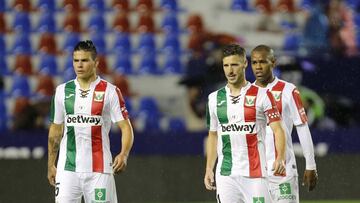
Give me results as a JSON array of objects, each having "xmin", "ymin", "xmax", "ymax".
[
  {"xmin": 50, "ymin": 86, "xmax": 64, "ymax": 124},
  {"xmin": 109, "ymin": 86, "xmax": 129, "ymax": 123},
  {"xmin": 289, "ymin": 88, "xmax": 308, "ymax": 126},
  {"xmin": 263, "ymin": 90, "xmax": 281, "ymax": 124},
  {"xmin": 206, "ymin": 94, "xmax": 218, "ymax": 132}
]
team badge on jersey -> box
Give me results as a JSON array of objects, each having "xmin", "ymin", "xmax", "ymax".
[
  {"xmin": 245, "ymin": 96, "xmax": 256, "ymax": 106},
  {"xmin": 253, "ymin": 196, "xmax": 264, "ymax": 203},
  {"xmin": 94, "ymin": 91, "xmax": 105, "ymax": 102},
  {"xmin": 271, "ymin": 91, "xmax": 282, "ymax": 102}
]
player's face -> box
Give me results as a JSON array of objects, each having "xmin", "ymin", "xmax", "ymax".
[
  {"xmin": 73, "ymin": 50, "xmax": 98, "ymax": 80},
  {"xmin": 251, "ymin": 51, "xmax": 275, "ymax": 85},
  {"xmin": 222, "ymin": 55, "xmax": 248, "ymax": 86}
]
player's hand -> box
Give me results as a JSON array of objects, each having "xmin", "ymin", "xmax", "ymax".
[
  {"xmin": 272, "ymin": 159, "xmax": 286, "ymax": 176},
  {"xmin": 302, "ymin": 169, "xmax": 318, "ymax": 191},
  {"xmin": 204, "ymin": 168, "xmax": 216, "ymax": 191},
  {"xmin": 47, "ymin": 165, "xmax": 57, "ymax": 186},
  {"xmin": 112, "ymin": 153, "xmax": 128, "ymax": 174}
]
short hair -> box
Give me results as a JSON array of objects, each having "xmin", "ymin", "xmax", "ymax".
[
  {"xmin": 251, "ymin": 44, "xmax": 275, "ymax": 59},
  {"xmin": 222, "ymin": 44, "xmax": 246, "ymax": 59},
  {"xmin": 73, "ymin": 40, "xmax": 97, "ymax": 60}
]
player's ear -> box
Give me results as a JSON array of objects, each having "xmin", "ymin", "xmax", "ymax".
[{"xmin": 94, "ymin": 58, "xmax": 99, "ymax": 68}]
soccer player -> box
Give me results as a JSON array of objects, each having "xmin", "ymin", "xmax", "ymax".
[
  {"xmin": 47, "ymin": 40, "xmax": 134, "ymax": 203},
  {"xmin": 250, "ymin": 45, "xmax": 318, "ymax": 203},
  {"xmin": 204, "ymin": 44, "xmax": 286, "ymax": 203}
]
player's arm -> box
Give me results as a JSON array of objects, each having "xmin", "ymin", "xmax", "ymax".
[
  {"xmin": 204, "ymin": 130, "xmax": 217, "ymax": 191},
  {"xmin": 47, "ymin": 123, "xmax": 63, "ymax": 186},
  {"xmin": 112, "ymin": 119, "xmax": 134, "ymax": 174},
  {"xmin": 269, "ymin": 121, "xmax": 286, "ymax": 176}
]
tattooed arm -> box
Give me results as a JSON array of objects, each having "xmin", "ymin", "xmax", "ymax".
[{"xmin": 47, "ymin": 123, "xmax": 63, "ymax": 186}]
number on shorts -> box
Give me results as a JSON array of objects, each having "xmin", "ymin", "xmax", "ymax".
[{"xmin": 55, "ymin": 183, "xmax": 60, "ymax": 196}]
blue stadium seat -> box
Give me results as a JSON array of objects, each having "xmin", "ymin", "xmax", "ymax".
[
  {"xmin": 113, "ymin": 53, "xmax": 133, "ymax": 75},
  {"xmin": 113, "ymin": 32, "xmax": 131, "ymax": 53},
  {"xmin": 62, "ymin": 32, "xmax": 80, "ymax": 53},
  {"xmin": 63, "ymin": 54, "xmax": 73, "ymax": 73},
  {"xmin": 39, "ymin": 54, "xmax": 58, "ymax": 76},
  {"xmin": 0, "ymin": 0, "xmax": 7, "ymax": 12},
  {"xmin": 163, "ymin": 53, "xmax": 182, "ymax": 74},
  {"xmin": 300, "ymin": 0, "xmax": 315, "ymax": 10},
  {"xmin": 0, "ymin": 55, "xmax": 9, "ymax": 75},
  {"xmin": 0, "ymin": 34, "xmax": 6, "ymax": 55},
  {"xmin": 136, "ymin": 96, "xmax": 161, "ymax": 132},
  {"xmin": 162, "ymin": 32, "xmax": 180, "ymax": 54},
  {"xmin": 0, "ymin": 96, "xmax": 7, "ymax": 131},
  {"xmin": 137, "ymin": 33, "xmax": 156, "ymax": 53},
  {"xmin": 10, "ymin": 74, "xmax": 31, "ymax": 98},
  {"xmin": 37, "ymin": 0, "xmax": 56, "ymax": 11},
  {"xmin": 12, "ymin": 11, "xmax": 31, "ymax": 33},
  {"xmin": 138, "ymin": 53, "xmax": 159, "ymax": 75},
  {"xmin": 37, "ymin": 11, "xmax": 56, "ymax": 33},
  {"xmin": 167, "ymin": 117, "xmax": 186, "ymax": 134},
  {"xmin": 283, "ymin": 32, "xmax": 300, "ymax": 52},
  {"xmin": 231, "ymin": 0, "xmax": 252, "ymax": 11},
  {"xmin": 12, "ymin": 33, "xmax": 32, "ymax": 54},
  {"xmin": 138, "ymin": 96, "xmax": 159, "ymax": 114},
  {"xmin": 160, "ymin": 0, "xmax": 179, "ymax": 11},
  {"xmin": 161, "ymin": 12, "xmax": 179, "ymax": 33},
  {"xmin": 87, "ymin": 12, "xmax": 106, "ymax": 33},
  {"xmin": 90, "ymin": 33, "xmax": 107, "ymax": 55},
  {"xmin": 86, "ymin": 0, "xmax": 106, "ymax": 12}
]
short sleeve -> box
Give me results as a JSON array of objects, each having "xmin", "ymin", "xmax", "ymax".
[
  {"xmin": 110, "ymin": 87, "xmax": 129, "ymax": 123},
  {"xmin": 206, "ymin": 95, "xmax": 218, "ymax": 132},
  {"xmin": 290, "ymin": 88, "xmax": 308, "ymax": 126},
  {"xmin": 263, "ymin": 90, "xmax": 281, "ymax": 124},
  {"xmin": 50, "ymin": 86, "xmax": 65, "ymax": 124}
]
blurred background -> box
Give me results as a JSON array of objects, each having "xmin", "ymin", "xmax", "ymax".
[{"xmin": 0, "ymin": 0, "xmax": 360, "ymax": 202}]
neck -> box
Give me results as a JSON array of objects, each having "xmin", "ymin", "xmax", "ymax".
[
  {"xmin": 227, "ymin": 79, "xmax": 247, "ymax": 95},
  {"xmin": 77, "ymin": 74, "xmax": 97, "ymax": 90},
  {"xmin": 255, "ymin": 75, "xmax": 275, "ymax": 88}
]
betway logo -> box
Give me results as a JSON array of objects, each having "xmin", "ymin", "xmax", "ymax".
[
  {"xmin": 221, "ymin": 122, "xmax": 256, "ymax": 134},
  {"xmin": 66, "ymin": 114, "xmax": 103, "ymax": 127}
]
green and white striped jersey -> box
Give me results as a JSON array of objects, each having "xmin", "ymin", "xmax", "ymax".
[
  {"xmin": 206, "ymin": 82, "xmax": 281, "ymax": 177},
  {"xmin": 50, "ymin": 77, "xmax": 129, "ymax": 173}
]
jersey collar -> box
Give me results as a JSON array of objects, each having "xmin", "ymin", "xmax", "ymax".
[
  {"xmin": 225, "ymin": 81, "xmax": 251, "ymax": 95},
  {"xmin": 74, "ymin": 76, "xmax": 101, "ymax": 89}
]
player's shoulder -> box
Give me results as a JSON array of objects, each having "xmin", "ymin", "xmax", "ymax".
[
  {"xmin": 55, "ymin": 80, "xmax": 74, "ymax": 91},
  {"xmin": 277, "ymin": 78, "xmax": 297, "ymax": 90}
]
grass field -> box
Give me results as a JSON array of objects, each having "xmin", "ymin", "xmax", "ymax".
[{"xmin": 143, "ymin": 201, "xmax": 360, "ymax": 203}]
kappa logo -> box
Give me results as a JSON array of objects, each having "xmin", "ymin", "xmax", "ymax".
[
  {"xmin": 253, "ymin": 197, "xmax": 264, "ymax": 203},
  {"xmin": 217, "ymin": 100, "xmax": 226, "ymax": 106},
  {"xmin": 279, "ymin": 183, "xmax": 292, "ymax": 195},
  {"xmin": 245, "ymin": 96, "xmax": 256, "ymax": 106},
  {"xmin": 65, "ymin": 93, "xmax": 74, "ymax": 99},
  {"xmin": 271, "ymin": 91, "xmax": 282, "ymax": 101},
  {"xmin": 94, "ymin": 91, "xmax": 105, "ymax": 102}
]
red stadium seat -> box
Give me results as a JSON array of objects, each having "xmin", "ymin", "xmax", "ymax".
[
  {"xmin": 63, "ymin": 0, "xmax": 82, "ymax": 12},
  {"xmin": 0, "ymin": 13, "xmax": 8, "ymax": 33},
  {"xmin": 112, "ymin": 0, "xmax": 130, "ymax": 12},
  {"xmin": 112, "ymin": 13, "xmax": 130, "ymax": 33},
  {"xmin": 38, "ymin": 33, "xmax": 58, "ymax": 55},
  {"xmin": 186, "ymin": 14, "xmax": 204, "ymax": 34},
  {"xmin": 254, "ymin": 0, "xmax": 273, "ymax": 14},
  {"xmin": 62, "ymin": 11, "xmax": 82, "ymax": 33},
  {"xmin": 136, "ymin": 12, "xmax": 155, "ymax": 33},
  {"xmin": 13, "ymin": 0, "xmax": 32, "ymax": 12},
  {"xmin": 276, "ymin": 0, "xmax": 297, "ymax": 13},
  {"xmin": 112, "ymin": 74, "xmax": 133, "ymax": 97},
  {"xmin": 14, "ymin": 54, "xmax": 33, "ymax": 75},
  {"xmin": 35, "ymin": 74, "xmax": 55, "ymax": 97},
  {"xmin": 136, "ymin": 0, "xmax": 154, "ymax": 13},
  {"xmin": 97, "ymin": 55, "xmax": 108, "ymax": 75}
]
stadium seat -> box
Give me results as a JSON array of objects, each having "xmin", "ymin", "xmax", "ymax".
[
  {"xmin": 161, "ymin": 12, "xmax": 179, "ymax": 33},
  {"xmin": 162, "ymin": 32, "xmax": 180, "ymax": 53},
  {"xmin": 86, "ymin": 0, "xmax": 106, "ymax": 12},
  {"xmin": 12, "ymin": 11, "xmax": 31, "ymax": 33},
  {"xmin": 97, "ymin": 55, "xmax": 109, "ymax": 75},
  {"xmin": 63, "ymin": 54, "xmax": 73, "ymax": 72},
  {"xmin": 36, "ymin": 11, "xmax": 56, "ymax": 33},
  {"xmin": 112, "ymin": 13, "xmax": 130, "ymax": 33},
  {"xmin": 136, "ymin": 96, "xmax": 161, "ymax": 132},
  {"xmin": 38, "ymin": 54, "xmax": 58, "ymax": 76},
  {"xmin": 112, "ymin": 74, "xmax": 132, "ymax": 97},
  {"xmin": 37, "ymin": 0, "xmax": 56, "ymax": 11},
  {"xmin": 62, "ymin": 11, "xmax": 81, "ymax": 33},
  {"xmin": 90, "ymin": 33, "xmax": 107, "ymax": 55},
  {"xmin": 0, "ymin": 55, "xmax": 9, "ymax": 75},
  {"xmin": 136, "ymin": 0, "xmax": 155, "ymax": 13},
  {"xmin": 0, "ymin": 13, "xmax": 8, "ymax": 33},
  {"xmin": 300, "ymin": 0, "xmax": 315, "ymax": 10},
  {"xmin": 35, "ymin": 74, "xmax": 55, "ymax": 97},
  {"xmin": 137, "ymin": 33, "xmax": 156, "ymax": 53},
  {"xmin": 136, "ymin": 12, "xmax": 155, "ymax": 33},
  {"xmin": 63, "ymin": 68, "xmax": 76, "ymax": 82},
  {"xmin": 0, "ymin": 0, "xmax": 6, "ymax": 12},
  {"xmin": 231, "ymin": 0, "xmax": 252, "ymax": 11},
  {"xmin": 276, "ymin": 0, "xmax": 296, "ymax": 13},
  {"xmin": 254, "ymin": 0, "xmax": 273, "ymax": 14},
  {"xmin": 113, "ymin": 32, "xmax": 131, "ymax": 52},
  {"xmin": 138, "ymin": 96, "xmax": 160, "ymax": 115},
  {"xmin": 138, "ymin": 53, "xmax": 159, "ymax": 74},
  {"xmin": 112, "ymin": 0, "xmax": 130, "ymax": 12},
  {"xmin": 283, "ymin": 32, "xmax": 300, "ymax": 52},
  {"xmin": 0, "ymin": 34, "xmax": 6, "ymax": 55},
  {"xmin": 167, "ymin": 117, "xmax": 186, "ymax": 134},
  {"xmin": 14, "ymin": 54, "xmax": 33, "ymax": 75},
  {"xmin": 38, "ymin": 33, "xmax": 57, "ymax": 55},
  {"xmin": 10, "ymin": 73, "xmax": 31, "ymax": 97},
  {"xmin": 12, "ymin": 34, "xmax": 32, "ymax": 55},
  {"xmin": 163, "ymin": 53, "xmax": 182, "ymax": 74},
  {"xmin": 62, "ymin": 32, "xmax": 81, "ymax": 53},
  {"xmin": 0, "ymin": 97, "xmax": 7, "ymax": 131},
  {"xmin": 12, "ymin": 0, "xmax": 32, "ymax": 12},
  {"xmin": 113, "ymin": 53, "xmax": 133, "ymax": 75},
  {"xmin": 186, "ymin": 14, "xmax": 204, "ymax": 34},
  {"xmin": 87, "ymin": 12, "xmax": 106, "ymax": 33},
  {"xmin": 63, "ymin": 0, "xmax": 82, "ymax": 12},
  {"xmin": 160, "ymin": 0, "xmax": 178, "ymax": 11}
]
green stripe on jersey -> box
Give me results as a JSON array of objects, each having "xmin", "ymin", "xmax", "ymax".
[
  {"xmin": 220, "ymin": 134, "xmax": 232, "ymax": 176},
  {"xmin": 216, "ymin": 88, "xmax": 228, "ymax": 124},
  {"xmin": 49, "ymin": 95, "xmax": 55, "ymax": 122},
  {"xmin": 64, "ymin": 81, "xmax": 76, "ymax": 171}
]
